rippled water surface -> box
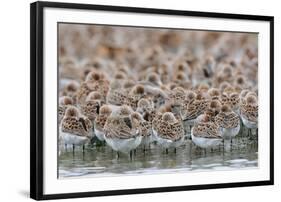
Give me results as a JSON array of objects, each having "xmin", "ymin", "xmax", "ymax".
[{"xmin": 59, "ymin": 135, "xmax": 258, "ymax": 178}]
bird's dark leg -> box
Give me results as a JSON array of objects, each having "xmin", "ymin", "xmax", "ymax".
[
  {"xmin": 165, "ymin": 148, "xmax": 168, "ymax": 154},
  {"xmin": 130, "ymin": 150, "xmax": 133, "ymax": 160},
  {"xmin": 117, "ymin": 151, "xmax": 120, "ymax": 159},
  {"xmin": 189, "ymin": 142, "xmax": 193, "ymax": 160},
  {"xmin": 82, "ymin": 144, "xmax": 85, "ymax": 153},
  {"xmin": 248, "ymin": 129, "xmax": 254, "ymax": 141},
  {"xmin": 72, "ymin": 144, "xmax": 75, "ymax": 153},
  {"xmin": 174, "ymin": 148, "xmax": 177, "ymax": 154}
]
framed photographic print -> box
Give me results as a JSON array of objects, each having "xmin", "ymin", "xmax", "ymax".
[{"xmin": 30, "ymin": 1, "xmax": 274, "ymax": 200}]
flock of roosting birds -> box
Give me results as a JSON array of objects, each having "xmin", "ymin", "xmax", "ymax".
[{"xmin": 58, "ymin": 25, "xmax": 258, "ymax": 158}]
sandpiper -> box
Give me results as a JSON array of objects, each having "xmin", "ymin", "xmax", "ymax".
[
  {"xmin": 76, "ymin": 71, "xmax": 109, "ymax": 104},
  {"xmin": 60, "ymin": 106, "xmax": 93, "ymax": 151},
  {"xmin": 131, "ymin": 112, "xmax": 154, "ymax": 151},
  {"xmin": 106, "ymin": 80, "xmax": 128, "ymax": 106},
  {"xmin": 60, "ymin": 81, "xmax": 80, "ymax": 101},
  {"xmin": 153, "ymin": 112, "xmax": 184, "ymax": 153},
  {"xmin": 125, "ymin": 84, "xmax": 146, "ymax": 110},
  {"xmin": 80, "ymin": 91, "xmax": 104, "ymax": 122},
  {"xmin": 136, "ymin": 98, "xmax": 154, "ymax": 116},
  {"xmin": 181, "ymin": 92, "xmax": 209, "ymax": 137},
  {"xmin": 168, "ymin": 87, "xmax": 186, "ymax": 117},
  {"xmin": 94, "ymin": 105, "xmax": 112, "ymax": 142},
  {"xmin": 191, "ymin": 114, "xmax": 223, "ymax": 149},
  {"xmin": 207, "ymin": 88, "xmax": 221, "ymax": 101},
  {"xmin": 103, "ymin": 106, "xmax": 142, "ymax": 157},
  {"xmin": 58, "ymin": 96, "xmax": 73, "ymax": 123},
  {"xmin": 136, "ymin": 98, "xmax": 157, "ymax": 124},
  {"xmin": 215, "ymin": 105, "xmax": 240, "ymax": 140},
  {"xmin": 203, "ymin": 100, "xmax": 222, "ymax": 122},
  {"xmin": 220, "ymin": 87, "xmax": 240, "ymax": 112},
  {"xmin": 240, "ymin": 94, "xmax": 258, "ymax": 133},
  {"xmin": 140, "ymin": 72, "xmax": 162, "ymax": 87}
]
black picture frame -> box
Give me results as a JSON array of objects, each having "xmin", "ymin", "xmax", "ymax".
[{"xmin": 30, "ymin": 1, "xmax": 274, "ymax": 200}]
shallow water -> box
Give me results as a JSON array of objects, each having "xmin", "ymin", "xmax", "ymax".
[{"xmin": 59, "ymin": 135, "xmax": 258, "ymax": 178}]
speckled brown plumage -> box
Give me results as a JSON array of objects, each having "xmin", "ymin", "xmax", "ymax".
[
  {"xmin": 61, "ymin": 116, "xmax": 92, "ymax": 137},
  {"xmin": 104, "ymin": 116, "xmax": 139, "ymax": 139},
  {"xmin": 107, "ymin": 89, "xmax": 128, "ymax": 106},
  {"xmin": 139, "ymin": 120, "xmax": 152, "ymax": 137},
  {"xmin": 94, "ymin": 114, "xmax": 109, "ymax": 132},
  {"xmin": 192, "ymin": 122, "xmax": 222, "ymax": 138},
  {"xmin": 76, "ymin": 79, "xmax": 109, "ymax": 104},
  {"xmin": 215, "ymin": 111, "xmax": 240, "ymax": 129},
  {"xmin": 58, "ymin": 105, "xmax": 66, "ymax": 123},
  {"xmin": 220, "ymin": 92, "xmax": 239, "ymax": 110},
  {"xmin": 168, "ymin": 87, "xmax": 186, "ymax": 106},
  {"xmin": 80, "ymin": 100, "xmax": 101, "ymax": 121},
  {"xmin": 154, "ymin": 115, "xmax": 184, "ymax": 141},
  {"xmin": 240, "ymin": 104, "xmax": 258, "ymax": 122},
  {"xmin": 181, "ymin": 98, "xmax": 209, "ymax": 120}
]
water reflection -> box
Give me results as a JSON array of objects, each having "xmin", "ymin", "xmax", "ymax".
[{"xmin": 59, "ymin": 137, "xmax": 258, "ymax": 178}]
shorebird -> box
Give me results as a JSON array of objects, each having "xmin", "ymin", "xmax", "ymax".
[
  {"xmin": 181, "ymin": 92, "xmax": 209, "ymax": 137},
  {"xmin": 80, "ymin": 91, "xmax": 104, "ymax": 122},
  {"xmin": 76, "ymin": 71, "xmax": 109, "ymax": 104},
  {"xmin": 60, "ymin": 106, "xmax": 93, "ymax": 152},
  {"xmin": 153, "ymin": 112, "xmax": 184, "ymax": 153},
  {"xmin": 207, "ymin": 88, "xmax": 221, "ymax": 101},
  {"xmin": 106, "ymin": 80, "xmax": 128, "ymax": 106},
  {"xmin": 58, "ymin": 96, "xmax": 73, "ymax": 123},
  {"xmin": 131, "ymin": 112, "xmax": 154, "ymax": 151},
  {"xmin": 203, "ymin": 100, "xmax": 222, "ymax": 122},
  {"xmin": 168, "ymin": 87, "xmax": 186, "ymax": 117},
  {"xmin": 125, "ymin": 84, "xmax": 146, "ymax": 110},
  {"xmin": 146, "ymin": 87, "xmax": 168, "ymax": 110},
  {"xmin": 215, "ymin": 105, "xmax": 240, "ymax": 140},
  {"xmin": 239, "ymin": 89, "xmax": 251, "ymax": 106},
  {"xmin": 191, "ymin": 114, "xmax": 223, "ymax": 149},
  {"xmin": 139, "ymin": 72, "xmax": 163, "ymax": 87},
  {"xmin": 136, "ymin": 98, "xmax": 157, "ymax": 124},
  {"xmin": 60, "ymin": 81, "xmax": 80, "ymax": 101},
  {"xmin": 202, "ymin": 55, "xmax": 215, "ymax": 79},
  {"xmin": 220, "ymin": 87, "xmax": 240, "ymax": 112},
  {"xmin": 136, "ymin": 98, "xmax": 154, "ymax": 116},
  {"xmin": 103, "ymin": 106, "xmax": 142, "ymax": 158},
  {"xmin": 240, "ymin": 94, "xmax": 258, "ymax": 136},
  {"xmin": 94, "ymin": 105, "xmax": 112, "ymax": 142}
]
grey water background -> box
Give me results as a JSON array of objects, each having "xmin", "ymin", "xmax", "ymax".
[{"xmin": 59, "ymin": 135, "xmax": 258, "ymax": 178}]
